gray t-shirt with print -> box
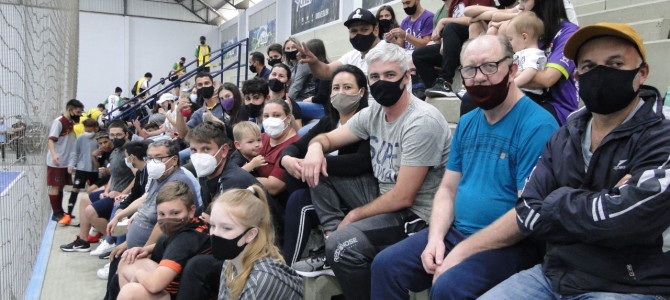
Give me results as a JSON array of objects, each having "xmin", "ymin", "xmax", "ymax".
[{"xmin": 347, "ymin": 97, "xmax": 451, "ymax": 222}]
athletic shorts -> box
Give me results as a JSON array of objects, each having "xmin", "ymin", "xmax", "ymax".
[
  {"xmin": 73, "ymin": 171, "xmax": 99, "ymax": 189},
  {"xmin": 91, "ymin": 196, "xmax": 115, "ymax": 220},
  {"xmin": 47, "ymin": 166, "xmax": 72, "ymax": 187}
]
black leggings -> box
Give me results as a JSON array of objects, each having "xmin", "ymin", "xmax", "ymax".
[{"xmin": 412, "ymin": 22, "xmax": 469, "ymax": 87}]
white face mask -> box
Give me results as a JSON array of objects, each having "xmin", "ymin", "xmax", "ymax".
[
  {"xmin": 146, "ymin": 156, "xmax": 175, "ymax": 180},
  {"xmin": 124, "ymin": 156, "xmax": 134, "ymax": 169},
  {"xmin": 262, "ymin": 117, "xmax": 288, "ymax": 138},
  {"xmin": 190, "ymin": 146, "xmax": 224, "ymax": 177},
  {"xmin": 189, "ymin": 94, "xmax": 198, "ymax": 103}
]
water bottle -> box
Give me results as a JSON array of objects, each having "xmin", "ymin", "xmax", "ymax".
[{"xmin": 665, "ymin": 86, "xmax": 670, "ymax": 106}]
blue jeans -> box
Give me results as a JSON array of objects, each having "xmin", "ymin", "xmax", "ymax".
[
  {"xmin": 371, "ymin": 227, "xmax": 542, "ymax": 300},
  {"xmin": 296, "ymin": 102, "xmax": 324, "ymax": 120},
  {"xmin": 479, "ymin": 264, "xmax": 668, "ymax": 300}
]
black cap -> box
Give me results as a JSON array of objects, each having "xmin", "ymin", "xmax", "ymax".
[{"xmin": 344, "ymin": 8, "xmax": 376, "ymax": 28}]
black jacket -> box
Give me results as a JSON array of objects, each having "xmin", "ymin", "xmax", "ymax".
[
  {"xmin": 516, "ymin": 86, "xmax": 670, "ymax": 295},
  {"xmin": 280, "ymin": 115, "xmax": 372, "ymax": 177}
]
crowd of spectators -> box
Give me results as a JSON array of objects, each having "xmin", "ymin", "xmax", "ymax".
[{"xmin": 43, "ymin": 2, "xmax": 670, "ymax": 299}]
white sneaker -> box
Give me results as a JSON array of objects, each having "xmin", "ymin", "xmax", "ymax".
[
  {"xmin": 97, "ymin": 262, "xmax": 110, "ymax": 280},
  {"xmin": 90, "ymin": 239, "xmax": 115, "ymax": 256}
]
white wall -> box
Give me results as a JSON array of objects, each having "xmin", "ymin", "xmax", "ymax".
[{"xmin": 77, "ymin": 12, "xmax": 218, "ymax": 110}]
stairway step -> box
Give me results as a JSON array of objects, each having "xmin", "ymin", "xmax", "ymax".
[
  {"xmin": 426, "ymin": 96, "xmax": 461, "ymax": 124},
  {"xmin": 628, "ymin": 19, "xmax": 670, "ymax": 42},
  {"xmin": 645, "ymin": 39, "xmax": 670, "ymax": 90},
  {"xmin": 577, "ymin": 0, "xmax": 670, "ymax": 27}
]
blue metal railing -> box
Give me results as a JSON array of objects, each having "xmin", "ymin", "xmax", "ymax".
[{"xmin": 105, "ymin": 38, "xmax": 250, "ymax": 124}]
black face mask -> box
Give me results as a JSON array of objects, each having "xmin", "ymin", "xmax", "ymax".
[
  {"xmin": 112, "ymin": 138, "xmax": 126, "ymax": 148},
  {"xmin": 210, "ymin": 227, "xmax": 254, "ymax": 261},
  {"xmin": 285, "ymin": 50, "xmax": 298, "ymax": 61},
  {"xmin": 198, "ymin": 86, "xmax": 215, "ymax": 99},
  {"xmin": 246, "ymin": 103, "xmax": 263, "ymax": 117},
  {"xmin": 498, "ymin": 0, "xmax": 517, "ymax": 7},
  {"xmin": 70, "ymin": 113, "xmax": 81, "ymax": 123},
  {"xmin": 200, "ymin": 40, "xmax": 205, "ymax": 45},
  {"xmin": 268, "ymin": 79, "xmax": 285, "ymax": 92},
  {"xmin": 350, "ymin": 32, "xmax": 377, "ymax": 52},
  {"xmin": 378, "ymin": 19, "xmax": 393, "ymax": 33},
  {"xmin": 370, "ymin": 72, "xmax": 406, "ymax": 107},
  {"xmin": 404, "ymin": 4, "xmax": 417, "ymax": 15},
  {"xmin": 249, "ymin": 64, "xmax": 257, "ymax": 73},
  {"xmin": 268, "ymin": 58, "xmax": 282, "ymax": 67},
  {"xmin": 579, "ymin": 65, "xmax": 641, "ymax": 115}
]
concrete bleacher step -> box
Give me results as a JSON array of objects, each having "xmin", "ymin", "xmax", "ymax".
[
  {"xmin": 627, "ymin": 19, "xmax": 670, "ymax": 42},
  {"xmin": 426, "ymin": 96, "xmax": 461, "ymax": 125},
  {"xmin": 577, "ymin": 0, "xmax": 670, "ymax": 28},
  {"xmin": 644, "ymin": 39, "xmax": 670, "ymax": 91}
]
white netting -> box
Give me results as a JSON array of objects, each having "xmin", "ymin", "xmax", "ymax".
[{"xmin": 0, "ymin": 0, "xmax": 78, "ymax": 298}]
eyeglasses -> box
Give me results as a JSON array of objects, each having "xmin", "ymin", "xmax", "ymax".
[
  {"xmin": 459, "ymin": 56, "xmax": 511, "ymax": 79},
  {"xmin": 143, "ymin": 156, "xmax": 172, "ymax": 164},
  {"xmin": 109, "ymin": 133, "xmax": 125, "ymax": 138}
]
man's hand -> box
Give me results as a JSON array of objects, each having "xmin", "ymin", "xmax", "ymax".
[
  {"xmin": 52, "ymin": 154, "xmax": 60, "ymax": 166},
  {"xmin": 107, "ymin": 216, "xmax": 119, "ymax": 236},
  {"xmin": 176, "ymin": 96, "xmax": 192, "ymax": 111},
  {"xmin": 433, "ymin": 242, "xmax": 470, "ymax": 283},
  {"xmin": 281, "ymin": 156, "xmax": 303, "ymax": 179},
  {"xmin": 301, "ymin": 144, "xmax": 328, "ymax": 187},
  {"xmin": 107, "ymin": 191, "xmax": 121, "ymax": 199},
  {"xmin": 389, "ymin": 28, "xmax": 407, "ymax": 40},
  {"xmin": 67, "ymin": 167, "xmax": 73, "ymax": 175},
  {"xmin": 421, "ymin": 238, "xmax": 446, "ymax": 275},
  {"xmin": 92, "ymin": 149, "xmax": 103, "ymax": 157},
  {"xmin": 337, "ymin": 209, "xmax": 361, "ymax": 230},
  {"xmin": 431, "ymin": 19, "xmax": 449, "ymax": 41},
  {"xmin": 114, "ymin": 194, "xmax": 128, "ymax": 204},
  {"xmin": 296, "ymin": 42, "xmax": 318, "ymax": 64},
  {"xmin": 110, "ymin": 242, "xmax": 128, "ymax": 261}
]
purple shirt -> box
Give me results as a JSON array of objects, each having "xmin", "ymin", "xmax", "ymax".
[
  {"xmin": 400, "ymin": 10, "xmax": 434, "ymax": 50},
  {"xmin": 544, "ymin": 20, "xmax": 579, "ymax": 125}
]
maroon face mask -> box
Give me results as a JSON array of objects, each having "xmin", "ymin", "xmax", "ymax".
[{"xmin": 464, "ymin": 72, "xmax": 511, "ymax": 110}]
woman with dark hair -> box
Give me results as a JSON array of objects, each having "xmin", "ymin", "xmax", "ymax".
[
  {"xmin": 279, "ymin": 64, "xmax": 374, "ymax": 269},
  {"xmin": 376, "ymin": 5, "xmax": 400, "ymax": 40},
  {"xmin": 515, "ymin": 0, "xmax": 579, "ymax": 126},
  {"xmin": 268, "ymin": 63, "xmax": 304, "ymax": 128},
  {"xmin": 217, "ymin": 82, "xmax": 249, "ymax": 125},
  {"xmin": 296, "ymin": 38, "xmax": 330, "ymax": 124}
]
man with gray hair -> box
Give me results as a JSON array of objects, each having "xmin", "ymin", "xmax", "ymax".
[
  {"xmin": 370, "ymin": 34, "xmax": 558, "ymax": 300},
  {"xmin": 299, "ymin": 42, "xmax": 451, "ymax": 299}
]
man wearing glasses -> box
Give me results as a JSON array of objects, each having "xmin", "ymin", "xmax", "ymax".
[{"xmin": 370, "ymin": 34, "xmax": 558, "ymax": 299}]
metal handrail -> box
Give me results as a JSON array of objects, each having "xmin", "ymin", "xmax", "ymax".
[{"xmin": 106, "ymin": 38, "xmax": 250, "ymax": 123}]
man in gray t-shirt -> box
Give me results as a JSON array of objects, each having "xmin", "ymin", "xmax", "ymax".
[{"xmin": 299, "ymin": 42, "xmax": 451, "ymax": 299}]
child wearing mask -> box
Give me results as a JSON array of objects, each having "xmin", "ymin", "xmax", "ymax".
[
  {"xmin": 116, "ymin": 181, "xmax": 210, "ymax": 300},
  {"xmin": 210, "ymin": 185, "xmax": 302, "ymax": 299}
]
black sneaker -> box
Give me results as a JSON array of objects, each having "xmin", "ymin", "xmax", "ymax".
[
  {"xmin": 425, "ymin": 78, "xmax": 457, "ymax": 98},
  {"xmin": 292, "ymin": 252, "xmax": 334, "ymax": 277},
  {"xmin": 60, "ymin": 236, "xmax": 91, "ymax": 252},
  {"xmin": 51, "ymin": 212, "xmax": 64, "ymax": 222}
]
